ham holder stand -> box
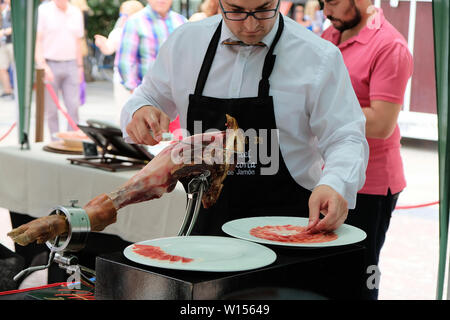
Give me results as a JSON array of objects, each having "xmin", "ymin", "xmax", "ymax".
[
  {"xmin": 12, "ymin": 201, "xmax": 94, "ymax": 287},
  {"xmin": 11, "ymin": 170, "xmax": 212, "ymax": 288},
  {"xmin": 9, "ymin": 161, "xmax": 366, "ymax": 300}
]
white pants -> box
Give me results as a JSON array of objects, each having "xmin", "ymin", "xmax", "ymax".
[
  {"xmin": 113, "ymin": 68, "xmax": 132, "ymax": 126},
  {"xmin": 45, "ymin": 60, "xmax": 80, "ymax": 139}
]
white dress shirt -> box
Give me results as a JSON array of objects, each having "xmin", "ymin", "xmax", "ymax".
[{"xmin": 121, "ymin": 14, "xmax": 369, "ymax": 208}]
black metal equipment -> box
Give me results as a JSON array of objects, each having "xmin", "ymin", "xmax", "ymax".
[
  {"xmin": 67, "ymin": 122, "xmax": 154, "ymax": 172},
  {"xmin": 12, "ymin": 201, "xmax": 94, "ymax": 288}
]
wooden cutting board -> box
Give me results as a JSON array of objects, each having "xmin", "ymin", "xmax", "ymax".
[{"xmin": 43, "ymin": 141, "xmax": 83, "ymax": 155}]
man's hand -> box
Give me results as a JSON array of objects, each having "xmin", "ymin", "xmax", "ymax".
[
  {"xmin": 94, "ymin": 35, "xmax": 108, "ymax": 49},
  {"xmin": 78, "ymin": 65, "xmax": 84, "ymax": 83},
  {"xmin": 43, "ymin": 65, "xmax": 54, "ymax": 83},
  {"xmin": 307, "ymin": 184, "xmax": 348, "ymax": 232},
  {"xmin": 94, "ymin": 34, "xmax": 115, "ymax": 55},
  {"xmin": 126, "ymin": 105, "xmax": 170, "ymax": 145}
]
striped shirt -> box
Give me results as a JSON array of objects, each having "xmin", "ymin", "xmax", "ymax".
[{"xmin": 117, "ymin": 5, "xmax": 186, "ymax": 91}]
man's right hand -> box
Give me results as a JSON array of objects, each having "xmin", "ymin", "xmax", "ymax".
[
  {"xmin": 126, "ymin": 106, "xmax": 170, "ymax": 145},
  {"xmin": 43, "ymin": 65, "xmax": 54, "ymax": 83},
  {"xmin": 94, "ymin": 34, "xmax": 111, "ymax": 55}
]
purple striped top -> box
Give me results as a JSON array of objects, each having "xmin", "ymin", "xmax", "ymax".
[{"xmin": 117, "ymin": 5, "xmax": 186, "ymax": 91}]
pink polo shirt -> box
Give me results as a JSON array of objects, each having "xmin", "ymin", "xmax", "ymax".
[
  {"xmin": 322, "ymin": 8, "xmax": 413, "ymax": 195},
  {"xmin": 37, "ymin": 1, "xmax": 84, "ymax": 61}
]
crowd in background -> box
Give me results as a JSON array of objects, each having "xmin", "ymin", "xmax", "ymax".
[
  {"xmin": 0, "ymin": 0, "xmax": 326, "ymax": 132},
  {"xmin": 291, "ymin": 0, "xmax": 328, "ymax": 36}
]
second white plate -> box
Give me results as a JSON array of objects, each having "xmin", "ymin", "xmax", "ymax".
[
  {"xmin": 222, "ymin": 216, "xmax": 367, "ymax": 248},
  {"xmin": 123, "ymin": 236, "xmax": 277, "ymax": 272}
]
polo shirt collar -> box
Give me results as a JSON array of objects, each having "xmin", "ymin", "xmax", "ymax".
[
  {"xmin": 50, "ymin": 1, "xmax": 70, "ymax": 14},
  {"xmin": 328, "ymin": 7, "xmax": 386, "ymax": 47},
  {"xmin": 145, "ymin": 4, "xmax": 170, "ymax": 20}
]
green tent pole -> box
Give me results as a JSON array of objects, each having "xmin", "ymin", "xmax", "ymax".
[
  {"xmin": 11, "ymin": 0, "xmax": 40, "ymax": 149},
  {"xmin": 432, "ymin": 0, "xmax": 450, "ymax": 300}
]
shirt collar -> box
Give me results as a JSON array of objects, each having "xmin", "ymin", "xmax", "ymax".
[
  {"xmin": 50, "ymin": 1, "xmax": 70, "ymax": 14},
  {"xmin": 220, "ymin": 14, "xmax": 281, "ymax": 48},
  {"xmin": 145, "ymin": 4, "xmax": 170, "ymax": 20},
  {"xmin": 328, "ymin": 7, "xmax": 386, "ymax": 47}
]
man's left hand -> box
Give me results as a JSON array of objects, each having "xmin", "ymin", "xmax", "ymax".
[
  {"xmin": 307, "ymin": 185, "xmax": 348, "ymax": 232},
  {"xmin": 78, "ymin": 65, "xmax": 84, "ymax": 83}
]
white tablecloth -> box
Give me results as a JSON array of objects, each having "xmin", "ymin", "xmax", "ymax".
[{"xmin": 0, "ymin": 143, "xmax": 187, "ymax": 243}]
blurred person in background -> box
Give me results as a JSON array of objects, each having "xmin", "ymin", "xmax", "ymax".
[
  {"xmin": 94, "ymin": 0, "xmax": 144, "ymax": 125},
  {"xmin": 305, "ymin": 0, "xmax": 324, "ymax": 35},
  {"xmin": 189, "ymin": 0, "xmax": 219, "ymax": 22},
  {"xmin": 321, "ymin": 0, "xmax": 413, "ymax": 300},
  {"xmin": 117, "ymin": 0, "xmax": 187, "ymax": 94},
  {"xmin": 293, "ymin": 3, "xmax": 312, "ymax": 30},
  {"xmin": 71, "ymin": 0, "xmax": 90, "ymax": 86},
  {"xmin": 35, "ymin": 0, "xmax": 84, "ymax": 139},
  {"xmin": 0, "ymin": 0, "xmax": 13, "ymax": 99}
]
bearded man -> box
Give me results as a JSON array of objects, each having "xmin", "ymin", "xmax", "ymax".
[{"xmin": 321, "ymin": 0, "xmax": 413, "ymax": 300}]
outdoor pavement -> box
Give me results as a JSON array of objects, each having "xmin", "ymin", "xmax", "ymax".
[{"xmin": 0, "ymin": 80, "xmax": 443, "ymax": 300}]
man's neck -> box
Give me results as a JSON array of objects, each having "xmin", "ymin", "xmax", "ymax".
[
  {"xmin": 339, "ymin": 5, "xmax": 373, "ymax": 44},
  {"xmin": 54, "ymin": 2, "xmax": 68, "ymax": 12},
  {"xmin": 149, "ymin": 5, "xmax": 169, "ymax": 19}
]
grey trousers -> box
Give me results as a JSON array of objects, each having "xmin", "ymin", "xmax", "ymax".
[{"xmin": 45, "ymin": 60, "xmax": 80, "ymax": 139}]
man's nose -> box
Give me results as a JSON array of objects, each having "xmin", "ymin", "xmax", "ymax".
[
  {"xmin": 323, "ymin": 4, "xmax": 331, "ymax": 18},
  {"xmin": 244, "ymin": 15, "xmax": 259, "ymax": 30}
]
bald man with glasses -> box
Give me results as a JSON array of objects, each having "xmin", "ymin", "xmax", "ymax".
[{"xmin": 120, "ymin": 0, "xmax": 369, "ymax": 238}]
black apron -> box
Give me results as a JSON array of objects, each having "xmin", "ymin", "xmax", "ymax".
[{"xmin": 186, "ymin": 15, "xmax": 311, "ymax": 236}]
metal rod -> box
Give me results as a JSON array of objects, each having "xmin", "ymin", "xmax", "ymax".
[
  {"xmin": 178, "ymin": 193, "xmax": 195, "ymax": 236},
  {"xmin": 13, "ymin": 250, "xmax": 56, "ymax": 282},
  {"xmin": 177, "ymin": 171, "xmax": 210, "ymax": 236},
  {"xmin": 186, "ymin": 182, "xmax": 205, "ymax": 236}
]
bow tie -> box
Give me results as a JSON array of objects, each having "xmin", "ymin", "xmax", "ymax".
[{"xmin": 222, "ymin": 40, "xmax": 266, "ymax": 47}]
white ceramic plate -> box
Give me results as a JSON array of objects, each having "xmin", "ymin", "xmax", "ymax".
[
  {"xmin": 123, "ymin": 236, "xmax": 277, "ymax": 272},
  {"xmin": 222, "ymin": 216, "xmax": 367, "ymax": 248}
]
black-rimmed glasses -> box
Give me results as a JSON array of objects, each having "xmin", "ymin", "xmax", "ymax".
[{"xmin": 219, "ymin": 0, "xmax": 280, "ymax": 21}]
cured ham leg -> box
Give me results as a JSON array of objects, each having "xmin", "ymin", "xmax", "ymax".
[{"xmin": 8, "ymin": 115, "xmax": 244, "ymax": 246}]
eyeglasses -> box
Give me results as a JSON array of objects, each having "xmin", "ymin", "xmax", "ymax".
[{"xmin": 219, "ymin": 0, "xmax": 280, "ymax": 21}]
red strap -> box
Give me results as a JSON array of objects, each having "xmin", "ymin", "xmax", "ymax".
[
  {"xmin": 396, "ymin": 201, "xmax": 439, "ymax": 210},
  {"xmin": 45, "ymin": 83, "xmax": 79, "ymax": 131},
  {"xmin": 0, "ymin": 282, "xmax": 69, "ymax": 296},
  {"xmin": 0, "ymin": 121, "xmax": 16, "ymax": 142}
]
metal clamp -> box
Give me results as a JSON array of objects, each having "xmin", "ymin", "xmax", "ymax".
[
  {"xmin": 178, "ymin": 171, "xmax": 211, "ymax": 236},
  {"xmin": 13, "ymin": 201, "xmax": 91, "ymax": 282},
  {"xmin": 45, "ymin": 203, "xmax": 90, "ymax": 253}
]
